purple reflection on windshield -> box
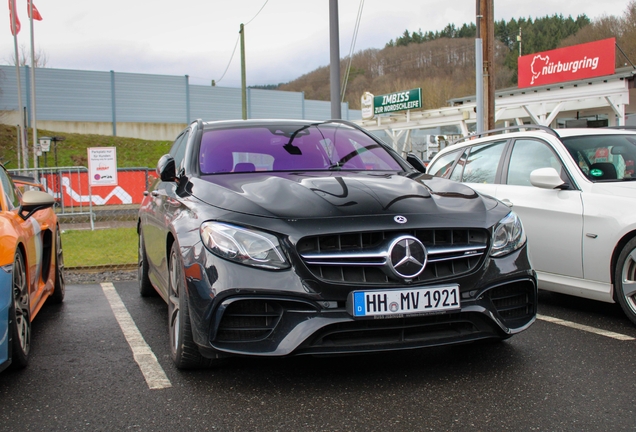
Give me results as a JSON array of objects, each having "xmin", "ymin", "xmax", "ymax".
[{"xmin": 199, "ymin": 124, "xmax": 402, "ymax": 174}]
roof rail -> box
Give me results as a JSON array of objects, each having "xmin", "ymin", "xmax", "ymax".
[{"xmin": 452, "ymin": 124, "xmax": 559, "ymax": 145}]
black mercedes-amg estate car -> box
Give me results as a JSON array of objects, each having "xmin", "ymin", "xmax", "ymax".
[{"xmin": 137, "ymin": 119, "xmax": 537, "ymax": 369}]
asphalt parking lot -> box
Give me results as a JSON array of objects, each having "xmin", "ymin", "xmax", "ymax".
[{"xmin": 0, "ymin": 281, "xmax": 635, "ymax": 431}]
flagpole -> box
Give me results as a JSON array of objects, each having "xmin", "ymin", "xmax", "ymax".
[
  {"xmin": 13, "ymin": 64, "xmax": 21, "ymax": 169},
  {"xmin": 9, "ymin": 0, "xmax": 27, "ymax": 168},
  {"xmin": 29, "ymin": 0, "xmax": 38, "ymax": 169}
]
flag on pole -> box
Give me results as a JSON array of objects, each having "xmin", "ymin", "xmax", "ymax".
[
  {"xmin": 27, "ymin": 0, "xmax": 41, "ymax": 20},
  {"xmin": 8, "ymin": 0, "xmax": 20, "ymax": 35}
]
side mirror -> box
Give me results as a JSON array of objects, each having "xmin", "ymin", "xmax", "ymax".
[
  {"xmin": 530, "ymin": 167, "xmax": 567, "ymax": 190},
  {"xmin": 406, "ymin": 153, "xmax": 427, "ymax": 174},
  {"xmin": 20, "ymin": 190, "xmax": 54, "ymax": 220},
  {"xmin": 157, "ymin": 154, "xmax": 176, "ymax": 182}
]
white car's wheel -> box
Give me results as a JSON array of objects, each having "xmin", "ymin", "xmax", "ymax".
[{"xmin": 615, "ymin": 238, "xmax": 636, "ymax": 325}]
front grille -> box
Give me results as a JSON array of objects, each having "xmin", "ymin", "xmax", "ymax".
[
  {"xmin": 298, "ymin": 229, "xmax": 489, "ymax": 285},
  {"xmin": 487, "ymin": 281, "xmax": 535, "ymax": 322}
]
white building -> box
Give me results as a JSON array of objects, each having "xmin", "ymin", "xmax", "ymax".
[{"xmin": 354, "ymin": 67, "xmax": 636, "ymax": 160}]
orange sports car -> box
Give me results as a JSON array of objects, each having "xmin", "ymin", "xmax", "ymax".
[{"xmin": 0, "ymin": 168, "xmax": 65, "ymax": 372}]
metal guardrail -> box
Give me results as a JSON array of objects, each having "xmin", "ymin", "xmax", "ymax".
[{"xmin": 10, "ymin": 166, "xmax": 96, "ymax": 230}]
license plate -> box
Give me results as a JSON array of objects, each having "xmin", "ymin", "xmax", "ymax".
[{"xmin": 349, "ymin": 285, "xmax": 460, "ymax": 318}]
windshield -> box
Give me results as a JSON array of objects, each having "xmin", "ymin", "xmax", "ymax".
[
  {"xmin": 561, "ymin": 134, "xmax": 636, "ymax": 182},
  {"xmin": 198, "ymin": 123, "xmax": 403, "ymax": 174}
]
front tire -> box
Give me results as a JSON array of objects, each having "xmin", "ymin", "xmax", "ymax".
[
  {"xmin": 10, "ymin": 249, "xmax": 30, "ymax": 369},
  {"xmin": 138, "ymin": 233, "xmax": 155, "ymax": 297},
  {"xmin": 168, "ymin": 242, "xmax": 212, "ymax": 369},
  {"xmin": 49, "ymin": 227, "xmax": 65, "ymax": 304},
  {"xmin": 615, "ymin": 238, "xmax": 636, "ymax": 325}
]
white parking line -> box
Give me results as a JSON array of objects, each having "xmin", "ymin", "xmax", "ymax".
[
  {"xmin": 100, "ymin": 282, "xmax": 172, "ymax": 390},
  {"xmin": 537, "ymin": 314, "xmax": 635, "ymax": 341}
]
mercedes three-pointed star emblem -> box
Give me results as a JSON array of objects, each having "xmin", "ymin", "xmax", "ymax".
[
  {"xmin": 387, "ymin": 235, "xmax": 427, "ymax": 280},
  {"xmin": 394, "ymin": 215, "xmax": 407, "ymax": 224}
]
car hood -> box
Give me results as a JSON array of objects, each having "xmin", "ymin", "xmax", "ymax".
[{"xmin": 190, "ymin": 172, "xmax": 497, "ymax": 220}]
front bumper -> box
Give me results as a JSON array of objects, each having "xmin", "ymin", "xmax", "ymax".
[
  {"xmin": 182, "ymin": 242, "xmax": 537, "ymax": 359},
  {"xmin": 201, "ymin": 277, "xmax": 536, "ymax": 358}
]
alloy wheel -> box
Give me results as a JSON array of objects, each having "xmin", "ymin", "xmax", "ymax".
[
  {"xmin": 13, "ymin": 252, "xmax": 30, "ymax": 355},
  {"xmin": 168, "ymin": 248, "xmax": 181, "ymax": 354},
  {"xmin": 621, "ymin": 247, "xmax": 636, "ymax": 315}
]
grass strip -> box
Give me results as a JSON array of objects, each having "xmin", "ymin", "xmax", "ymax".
[{"xmin": 62, "ymin": 227, "xmax": 137, "ymax": 268}]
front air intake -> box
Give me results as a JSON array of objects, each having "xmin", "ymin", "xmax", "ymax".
[
  {"xmin": 487, "ymin": 281, "xmax": 536, "ymax": 324},
  {"xmin": 215, "ymin": 299, "xmax": 316, "ymax": 343},
  {"xmin": 216, "ymin": 300, "xmax": 283, "ymax": 342}
]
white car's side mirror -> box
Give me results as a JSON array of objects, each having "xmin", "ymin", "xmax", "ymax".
[{"xmin": 529, "ymin": 167, "xmax": 566, "ymax": 190}]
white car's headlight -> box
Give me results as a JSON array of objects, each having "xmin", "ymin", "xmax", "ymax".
[
  {"xmin": 200, "ymin": 222, "xmax": 289, "ymax": 270},
  {"xmin": 490, "ymin": 212, "xmax": 526, "ymax": 257}
]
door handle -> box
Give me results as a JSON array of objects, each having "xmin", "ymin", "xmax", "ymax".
[{"xmin": 500, "ymin": 198, "xmax": 513, "ymax": 208}]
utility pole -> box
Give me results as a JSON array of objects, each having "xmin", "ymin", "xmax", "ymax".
[
  {"xmin": 10, "ymin": 0, "xmax": 27, "ymax": 168},
  {"xmin": 240, "ymin": 23, "xmax": 247, "ymax": 120},
  {"xmin": 517, "ymin": 27, "xmax": 522, "ymax": 57},
  {"xmin": 480, "ymin": 0, "xmax": 495, "ymax": 130},
  {"xmin": 29, "ymin": 0, "xmax": 38, "ymax": 168},
  {"xmin": 329, "ymin": 0, "xmax": 342, "ymax": 119},
  {"xmin": 475, "ymin": 0, "xmax": 484, "ymax": 134}
]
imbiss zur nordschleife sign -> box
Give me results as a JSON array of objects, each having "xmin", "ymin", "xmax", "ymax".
[{"xmin": 361, "ymin": 89, "xmax": 422, "ymax": 119}]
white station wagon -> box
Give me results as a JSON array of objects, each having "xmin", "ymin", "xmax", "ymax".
[{"xmin": 427, "ymin": 126, "xmax": 636, "ymax": 324}]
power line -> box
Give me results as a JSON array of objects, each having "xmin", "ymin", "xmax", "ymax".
[
  {"xmin": 215, "ymin": 0, "xmax": 269, "ymax": 84},
  {"xmin": 341, "ymin": 0, "xmax": 364, "ymax": 102},
  {"xmin": 245, "ymin": 0, "xmax": 269, "ymax": 26},
  {"xmin": 215, "ymin": 35, "xmax": 240, "ymax": 84}
]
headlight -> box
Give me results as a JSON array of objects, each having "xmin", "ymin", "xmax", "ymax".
[
  {"xmin": 200, "ymin": 222, "xmax": 289, "ymax": 270},
  {"xmin": 490, "ymin": 212, "xmax": 526, "ymax": 257}
]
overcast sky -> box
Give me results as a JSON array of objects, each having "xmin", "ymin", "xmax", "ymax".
[{"xmin": 2, "ymin": 0, "xmax": 632, "ymax": 88}]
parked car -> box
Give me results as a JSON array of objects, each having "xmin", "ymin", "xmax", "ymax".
[
  {"xmin": 0, "ymin": 169, "xmax": 65, "ymax": 372},
  {"xmin": 137, "ymin": 119, "xmax": 537, "ymax": 369},
  {"xmin": 427, "ymin": 125, "xmax": 636, "ymax": 324}
]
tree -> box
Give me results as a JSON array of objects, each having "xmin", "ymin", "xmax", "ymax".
[
  {"xmin": 559, "ymin": 0, "xmax": 636, "ymax": 68},
  {"xmin": 7, "ymin": 45, "xmax": 48, "ymax": 67},
  {"xmin": 276, "ymin": 5, "xmax": 636, "ymax": 109}
]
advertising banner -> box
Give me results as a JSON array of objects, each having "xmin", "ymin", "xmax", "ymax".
[
  {"xmin": 373, "ymin": 88, "xmax": 422, "ymax": 115},
  {"xmin": 361, "ymin": 92, "xmax": 374, "ymax": 120},
  {"xmin": 88, "ymin": 147, "xmax": 118, "ymax": 186},
  {"xmin": 39, "ymin": 169, "xmax": 155, "ymax": 206},
  {"xmin": 518, "ymin": 38, "xmax": 615, "ymax": 88}
]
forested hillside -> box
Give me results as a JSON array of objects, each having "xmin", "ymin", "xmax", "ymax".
[{"xmin": 275, "ymin": 2, "xmax": 636, "ymax": 110}]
